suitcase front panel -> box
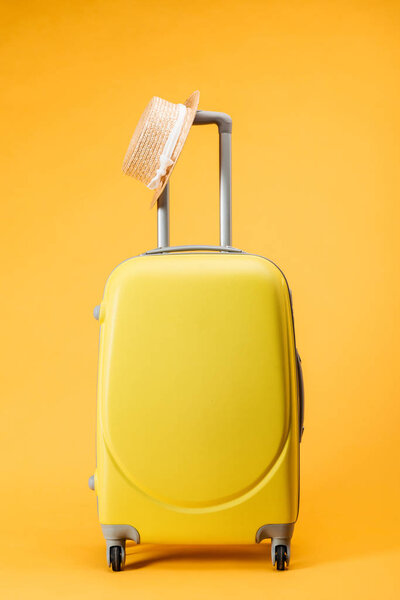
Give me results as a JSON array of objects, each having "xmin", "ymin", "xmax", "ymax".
[{"xmin": 97, "ymin": 253, "xmax": 297, "ymax": 518}]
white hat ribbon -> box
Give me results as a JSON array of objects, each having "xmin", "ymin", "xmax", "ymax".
[{"xmin": 147, "ymin": 103, "xmax": 187, "ymax": 190}]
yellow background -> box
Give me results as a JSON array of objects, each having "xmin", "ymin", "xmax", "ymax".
[{"xmin": 1, "ymin": 0, "xmax": 399, "ymax": 597}]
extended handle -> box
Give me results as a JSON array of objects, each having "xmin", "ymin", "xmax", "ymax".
[{"xmin": 157, "ymin": 110, "xmax": 232, "ymax": 248}]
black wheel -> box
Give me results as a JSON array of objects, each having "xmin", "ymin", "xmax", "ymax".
[
  {"xmin": 110, "ymin": 546, "xmax": 122, "ymax": 572},
  {"xmin": 275, "ymin": 545, "xmax": 288, "ymax": 571}
]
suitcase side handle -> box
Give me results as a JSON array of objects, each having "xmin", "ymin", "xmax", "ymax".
[
  {"xmin": 296, "ymin": 351, "xmax": 305, "ymax": 442},
  {"xmin": 157, "ymin": 110, "xmax": 232, "ymax": 249}
]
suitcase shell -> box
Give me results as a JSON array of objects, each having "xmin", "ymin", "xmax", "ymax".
[{"xmin": 94, "ymin": 251, "xmax": 299, "ymax": 543}]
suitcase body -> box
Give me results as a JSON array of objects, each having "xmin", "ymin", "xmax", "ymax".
[{"xmin": 90, "ymin": 111, "xmax": 303, "ymax": 571}]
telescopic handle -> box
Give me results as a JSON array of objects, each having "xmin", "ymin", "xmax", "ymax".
[{"xmin": 157, "ymin": 110, "xmax": 232, "ymax": 248}]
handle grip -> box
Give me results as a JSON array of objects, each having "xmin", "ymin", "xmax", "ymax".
[
  {"xmin": 157, "ymin": 110, "xmax": 232, "ymax": 248},
  {"xmin": 193, "ymin": 111, "xmax": 232, "ymax": 133},
  {"xmin": 146, "ymin": 245, "xmax": 242, "ymax": 255}
]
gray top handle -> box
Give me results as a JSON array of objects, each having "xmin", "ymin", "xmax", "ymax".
[{"xmin": 157, "ymin": 110, "xmax": 232, "ymax": 249}]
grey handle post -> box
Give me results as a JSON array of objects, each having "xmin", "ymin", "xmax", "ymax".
[
  {"xmin": 157, "ymin": 110, "xmax": 232, "ymax": 248},
  {"xmin": 157, "ymin": 183, "xmax": 170, "ymax": 248}
]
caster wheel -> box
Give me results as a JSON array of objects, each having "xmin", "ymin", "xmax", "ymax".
[
  {"xmin": 110, "ymin": 546, "xmax": 123, "ymax": 571},
  {"xmin": 275, "ymin": 545, "xmax": 288, "ymax": 571}
]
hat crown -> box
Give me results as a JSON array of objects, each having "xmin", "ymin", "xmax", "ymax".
[
  {"xmin": 123, "ymin": 97, "xmax": 181, "ymax": 185},
  {"xmin": 122, "ymin": 91, "xmax": 200, "ymax": 205}
]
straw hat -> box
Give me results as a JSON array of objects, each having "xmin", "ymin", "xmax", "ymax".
[{"xmin": 122, "ymin": 91, "xmax": 200, "ymax": 207}]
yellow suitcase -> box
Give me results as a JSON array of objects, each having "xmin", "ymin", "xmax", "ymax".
[{"xmin": 89, "ymin": 111, "xmax": 304, "ymax": 571}]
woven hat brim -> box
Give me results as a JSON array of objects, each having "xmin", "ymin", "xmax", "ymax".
[{"xmin": 149, "ymin": 91, "xmax": 200, "ymax": 208}]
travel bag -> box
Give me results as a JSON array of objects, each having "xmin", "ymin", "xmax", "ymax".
[{"xmin": 89, "ymin": 110, "xmax": 304, "ymax": 571}]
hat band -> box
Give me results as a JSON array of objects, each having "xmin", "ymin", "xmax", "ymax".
[{"xmin": 147, "ymin": 103, "xmax": 187, "ymax": 190}]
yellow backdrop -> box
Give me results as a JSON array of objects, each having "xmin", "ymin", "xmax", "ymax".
[{"xmin": 1, "ymin": 0, "xmax": 399, "ymax": 597}]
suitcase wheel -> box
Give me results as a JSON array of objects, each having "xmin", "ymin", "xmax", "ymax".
[
  {"xmin": 110, "ymin": 546, "xmax": 123, "ymax": 572},
  {"xmin": 274, "ymin": 545, "xmax": 288, "ymax": 571}
]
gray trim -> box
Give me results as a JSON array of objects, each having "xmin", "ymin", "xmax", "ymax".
[
  {"xmin": 255, "ymin": 523, "xmax": 295, "ymax": 565},
  {"xmin": 256, "ymin": 523, "xmax": 295, "ymax": 543},
  {"xmin": 101, "ymin": 524, "xmax": 140, "ymax": 544},
  {"xmin": 88, "ymin": 475, "xmax": 95, "ymax": 490},
  {"xmin": 93, "ymin": 305, "xmax": 100, "ymax": 320},
  {"xmin": 145, "ymin": 245, "xmax": 243, "ymax": 255},
  {"xmin": 193, "ymin": 110, "xmax": 232, "ymax": 134}
]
